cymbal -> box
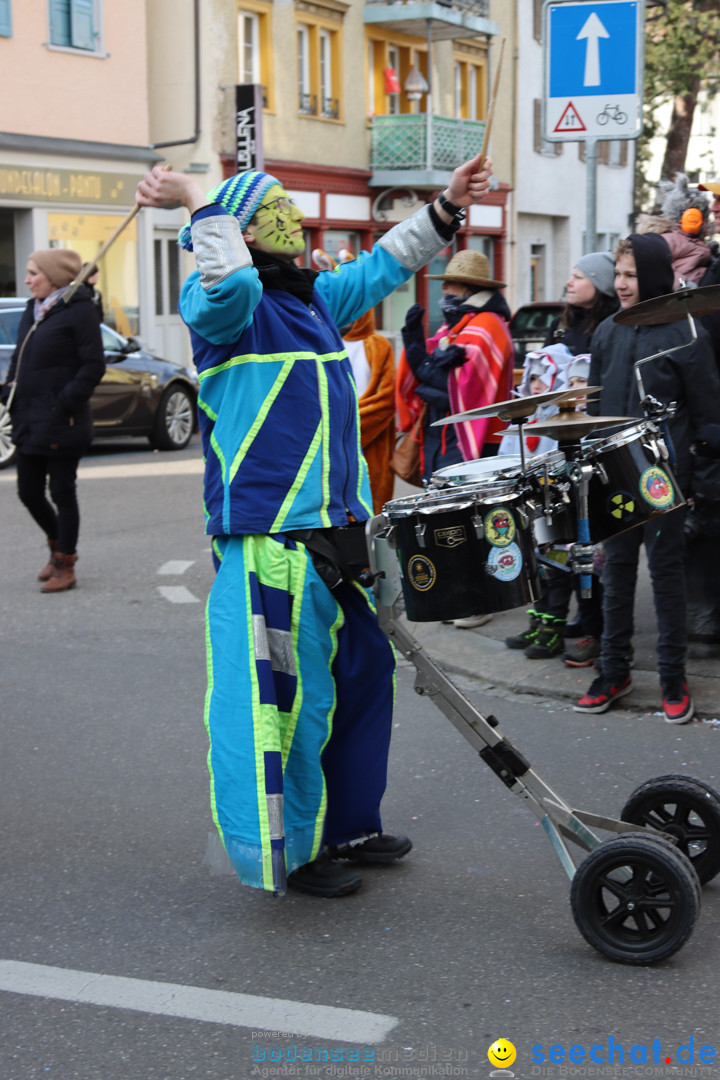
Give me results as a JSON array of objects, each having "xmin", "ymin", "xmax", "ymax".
[
  {"xmin": 614, "ymin": 284, "xmax": 720, "ymax": 326},
  {"xmin": 431, "ymin": 386, "xmax": 603, "ymax": 427},
  {"xmin": 516, "ymin": 414, "xmax": 635, "ymax": 441}
]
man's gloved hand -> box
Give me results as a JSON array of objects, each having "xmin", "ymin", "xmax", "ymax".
[
  {"xmin": 433, "ymin": 343, "xmax": 466, "ymax": 368},
  {"xmin": 692, "ymin": 423, "xmax": 720, "ymax": 458},
  {"xmin": 402, "ymin": 303, "xmax": 425, "ymax": 335}
]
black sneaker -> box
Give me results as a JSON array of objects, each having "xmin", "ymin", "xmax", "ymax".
[
  {"xmin": 524, "ymin": 620, "xmax": 565, "ymax": 659},
  {"xmin": 505, "ymin": 610, "xmax": 542, "ymax": 650},
  {"xmin": 573, "ymin": 674, "xmax": 632, "ymax": 714},
  {"xmin": 327, "ymin": 833, "xmax": 412, "ymax": 864},
  {"xmin": 287, "ymin": 853, "xmax": 362, "ymax": 897},
  {"xmin": 562, "ymin": 636, "xmax": 601, "ymax": 667},
  {"xmin": 662, "ymin": 679, "xmax": 695, "ymax": 725}
]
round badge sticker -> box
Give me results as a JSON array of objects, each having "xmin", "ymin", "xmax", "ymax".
[
  {"xmin": 484, "ymin": 507, "xmax": 516, "ymax": 547},
  {"xmin": 487, "ymin": 542, "xmax": 523, "ymax": 582},
  {"xmin": 607, "ymin": 490, "xmax": 636, "ymax": 521},
  {"xmin": 407, "ymin": 555, "xmax": 437, "ymax": 592},
  {"xmin": 639, "ymin": 467, "xmax": 675, "ymax": 509}
]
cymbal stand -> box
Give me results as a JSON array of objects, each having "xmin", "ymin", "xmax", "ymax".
[{"xmin": 562, "ymin": 440, "xmax": 595, "ymax": 599}]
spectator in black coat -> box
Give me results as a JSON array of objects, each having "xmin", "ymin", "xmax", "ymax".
[
  {"xmin": 2, "ymin": 249, "xmax": 105, "ymax": 592},
  {"xmin": 575, "ymin": 234, "xmax": 720, "ymax": 724}
]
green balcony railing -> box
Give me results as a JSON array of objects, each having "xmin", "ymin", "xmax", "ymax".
[{"xmin": 370, "ymin": 113, "xmax": 486, "ymax": 173}]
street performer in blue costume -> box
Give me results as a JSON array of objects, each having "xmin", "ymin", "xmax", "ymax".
[{"xmin": 136, "ymin": 156, "xmax": 494, "ymax": 898}]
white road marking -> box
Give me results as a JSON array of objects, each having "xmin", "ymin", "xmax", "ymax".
[
  {"xmin": 157, "ymin": 585, "xmax": 199, "ymax": 604},
  {"xmin": 158, "ymin": 560, "xmax": 195, "ymax": 576},
  {"xmin": 0, "ymin": 960, "xmax": 398, "ymax": 1043},
  {"xmin": 0, "ymin": 459, "xmax": 205, "ymax": 484}
]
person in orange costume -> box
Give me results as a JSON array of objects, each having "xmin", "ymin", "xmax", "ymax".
[
  {"xmin": 340, "ymin": 307, "xmax": 396, "ymax": 513},
  {"xmin": 312, "ymin": 250, "xmax": 396, "ymax": 513}
]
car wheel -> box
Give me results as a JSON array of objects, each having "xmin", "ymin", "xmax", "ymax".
[
  {"xmin": 149, "ymin": 385, "xmax": 195, "ymax": 451},
  {"xmin": 0, "ymin": 402, "xmax": 17, "ymax": 469}
]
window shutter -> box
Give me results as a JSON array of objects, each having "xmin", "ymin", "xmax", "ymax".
[
  {"xmin": 0, "ymin": 0, "xmax": 12, "ymax": 37},
  {"xmin": 71, "ymin": 0, "xmax": 95, "ymax": 50},
  {"xmin": 49, "ymin": 0, "xmax": 71, "ymax": 46}
]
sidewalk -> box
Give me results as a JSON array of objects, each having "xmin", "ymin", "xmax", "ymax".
[{"xmin": 390, "ymin": 483, "xmax": 720, "ymax": 720}]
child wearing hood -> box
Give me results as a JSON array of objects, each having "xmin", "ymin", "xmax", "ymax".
[
  {"xmin": 497, "ymin": 343, "xmax": 573, "ymax": 460},
  {"xmin": 575, "ymin": 233, "xmax": 720, "ymax": 723}
]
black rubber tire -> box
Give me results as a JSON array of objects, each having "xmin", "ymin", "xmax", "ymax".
[
  {"xmin": 0, "ymin": 402, "xmax": 17, "ymax": 469},
  {"xmin": 621, "ymin": 776, "xmax": 720, "ymax": 885},
  {"xmin": 570, "ymin": 835, "xmax": 700, "ymax": 964},
  {"xmin": 150, "ymin": 384, "xmax": 195, "ymax": 451}
]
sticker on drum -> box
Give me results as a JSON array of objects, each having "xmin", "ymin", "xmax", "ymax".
[
  {"xmin": 486, "ymin": 542, "xmax": 523, "ymax": 582},
  {"xmin": 484, "ymin": 507, "xmax": 516, "ymax": 547},
  {"xmin": 639, "ymin": 467, "xmax": 676, "ymax": 509},
  {"xmin": 407, "ymin": 554, "xmax": 437, "ymax": 592},
  {"xmin": 607, "ymin": 491, "xmax": 636, "ymax": 522},
  {"xmin": 433, "ymin": 525, "xmax": 467, "ymax": 549}
]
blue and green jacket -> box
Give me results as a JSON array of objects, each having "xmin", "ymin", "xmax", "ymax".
[{"xmin": 180, "ymin": 203, "xmax": 454, "ymax": 535}]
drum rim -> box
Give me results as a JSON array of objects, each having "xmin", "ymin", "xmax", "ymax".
[{"xmin": 582, "ymin": 419, "xmax": 656, "ymax": 453}]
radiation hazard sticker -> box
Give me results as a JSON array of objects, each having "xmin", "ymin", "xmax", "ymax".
[
  {"xmin": 608, "ymin": 491, "xmax": 636, "ymax": 521},
  {"xmin": 484, "ymin": 507, "xmax": 516, "ymax": 547},
  {"xmin": 639, "ymin": 467, "xmax": 675, "ymax": 509}
]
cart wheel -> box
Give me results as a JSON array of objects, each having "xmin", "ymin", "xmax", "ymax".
[
  {"xmin": 621, "ymin": 776, "xmax": 720, "ymax": 885},
  {"xmin": 570, "ymin": 835, "xmax": 700, "ymax": 964}
]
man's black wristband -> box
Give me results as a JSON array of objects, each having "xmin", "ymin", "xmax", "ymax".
[{"xmin": 436, "ymin": 192, "xmax": 466, "ymax": 221}]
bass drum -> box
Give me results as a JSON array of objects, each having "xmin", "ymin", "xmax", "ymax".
[
  {"xmin": 583, "ymin": 421, "xmax": 685, "ymax": 542},
  {"xmin": 383, "ymin": 483, "xmax": 541, "ymax": 622}
]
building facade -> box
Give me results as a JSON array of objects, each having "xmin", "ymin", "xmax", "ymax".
[{"xmin": 0, "ymin": 0, "xmax": 160, "ymax": 340}]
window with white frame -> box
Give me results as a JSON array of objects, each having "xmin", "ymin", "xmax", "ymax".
[
  {"xmin": 296, "ymin": 15, "xmax": 341, "ymax": 120},
  {"xmin": 238, "ymin": 11, "xmax": 260, "ymax": 83},
  {"xmin": 48, "ymin": 0, "xmax": 101, "ymax": 53}
]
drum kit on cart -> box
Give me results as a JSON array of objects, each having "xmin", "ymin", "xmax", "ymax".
[{"xmin": 362, "ymin": 285, "xmax": 720, "ymax": 965}]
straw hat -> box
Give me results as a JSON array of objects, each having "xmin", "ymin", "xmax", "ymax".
[{"xmin": 426, "ymin": 250, "xmax": 505, "ymax": 289}]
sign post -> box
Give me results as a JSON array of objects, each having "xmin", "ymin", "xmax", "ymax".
[
  {"xmin": 235, "ymin": 84, "xmax": 264, "ymax": 173},
  {"xmin": 543, "ymin": 0, "xmax": 644, "ymax": 250}
]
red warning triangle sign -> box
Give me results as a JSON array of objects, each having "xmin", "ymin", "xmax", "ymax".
[{"xmin": 554, "ymin": 101, "xmax": 586, "ymax": 133}]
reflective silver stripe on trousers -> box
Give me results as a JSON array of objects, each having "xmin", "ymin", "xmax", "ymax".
[{"xmin": 253, "ymin": 614, "xmax": 297, "ymax": 677}]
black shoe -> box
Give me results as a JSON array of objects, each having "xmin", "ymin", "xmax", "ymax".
[
  {"xmin": 564, "ymin": 618, "xmax": 584, "ymax": 639},
  {"xmin": 327, "ymin": 833, "xmax": 412, "ymax": 864},
  {"xmin": 287, "ymin": 853, "xmax": 362, "ymax": 897},
  {"xmin": 524, "ymin": 619, "xmax": 565, "ymax": 659},
  {"xmin": 505, "ymin": 609, "xmax": 542, "ymax": 650}
]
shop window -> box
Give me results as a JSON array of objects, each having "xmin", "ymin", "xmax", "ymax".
[
  {"xmin": 0, "ymin": 0, "xmax": 12, "ymax": 37},
  {"xmin": 48, "ymin": 211, "xmax": 138, "ymax": 335},
  {"xmin": 48, "ymin": 0, "xmax": 101, "ymax": 54},
  {"xmin": 296, "ymin": 12, "xmax": 341, "ymax": 120},
  {"xmin": 366, "ymin": 31, "xmax": 427, "ymax": 116},
  {"xmin": 238, "ymin": 1, "xmax": 272, "ymax": 110}
]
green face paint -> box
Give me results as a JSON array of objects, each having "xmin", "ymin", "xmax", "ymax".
[{"xmin": 245, "ymin": 184, "xmax": 306, "ymax": 258}]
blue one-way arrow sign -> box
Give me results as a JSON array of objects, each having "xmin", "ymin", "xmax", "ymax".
[{"xmin": 544, "ymin": 0, "xmax": 644, "ymax": 141}]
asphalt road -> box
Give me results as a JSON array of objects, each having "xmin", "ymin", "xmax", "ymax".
[{"xmin": 2, "ymin": 437, "xmax": 720, "ymax": 1080}]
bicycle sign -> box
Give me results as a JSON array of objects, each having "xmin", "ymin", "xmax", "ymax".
[{"xmin": 543, "ymin": 0, "xmax": 644, "ymax": 142}]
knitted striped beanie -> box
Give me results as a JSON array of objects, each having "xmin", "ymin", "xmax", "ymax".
[{"xmin": 178, "ymin": 170, "xmax": 281, "ymax": 251}]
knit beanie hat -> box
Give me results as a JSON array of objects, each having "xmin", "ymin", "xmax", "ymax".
[
  {"xmin": 178, "ymin": 170, "xmax": 281, "ymax": 251},
  {"xmin": 30, "ymin": 249, "xmax": 82, "ymax": 288},
  {"xmin": 574, "ymin": 251, "xmax": 616, "ymax": 297}
]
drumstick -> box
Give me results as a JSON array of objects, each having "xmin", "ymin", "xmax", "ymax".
[
  {"xmin": 477, "ymin": 37, "xmax": 505, "ymax": 174},
  {"xmin": 64, "ymin": 163, "xmax": 173, "ymax": 303}
]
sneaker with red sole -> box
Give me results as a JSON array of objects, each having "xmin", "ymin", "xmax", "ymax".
[
  {"xmin": 662, "ymin": 680, "xmax": 695, "ymax": 725},
  {"xmin": 573, "ymin": 674, "xmax": 632, "ymax": 714}
]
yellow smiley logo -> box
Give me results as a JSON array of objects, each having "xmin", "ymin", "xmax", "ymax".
[{"xmin": 488, "ymin": 1039, "xmax": 517, "ymax": 1069}]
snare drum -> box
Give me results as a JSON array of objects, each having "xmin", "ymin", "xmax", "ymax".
[
  {"xmin": 582, "ymin": 421, "xmax": 684, "ymax": 542},
  {"xmin": 431, "ymin": 455, "xmax": 523, "ymax": 488},
  {"xmin": 383, "ymin": 483, "xmax": 541, "ymax": 622},
  {"xmin": 523, "ymin": 450, "xmax": 576, "ymax": 545}
]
